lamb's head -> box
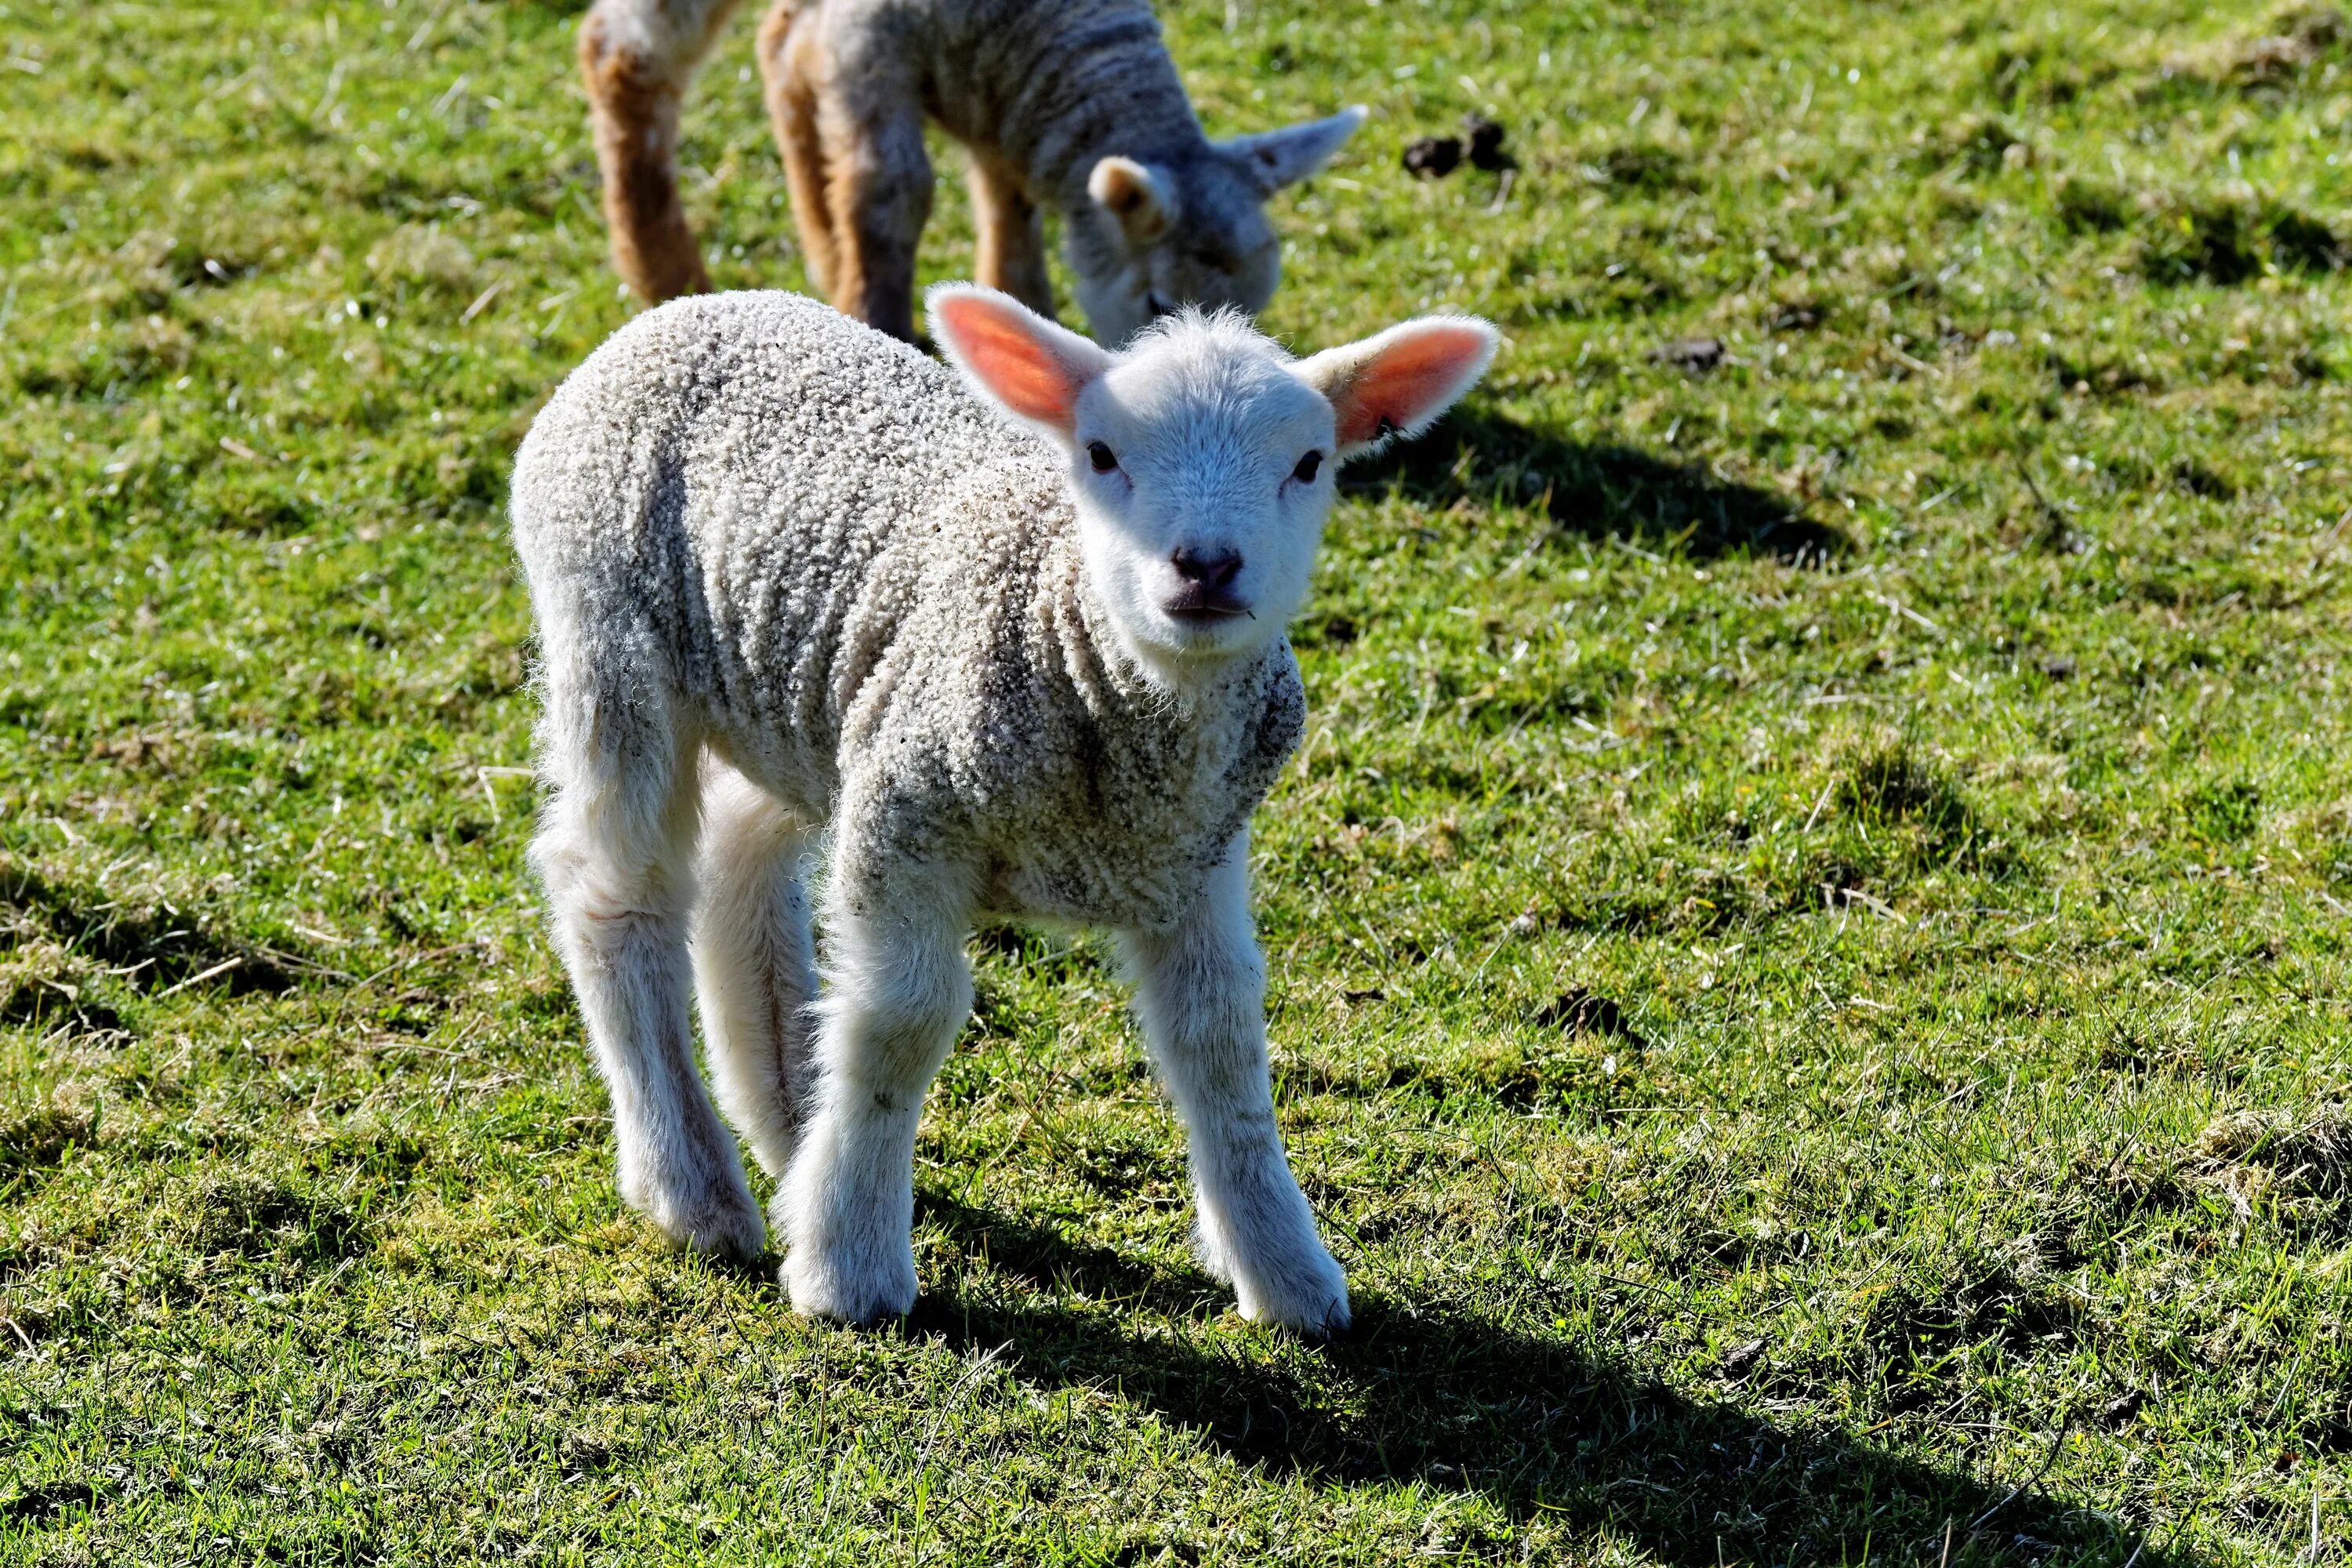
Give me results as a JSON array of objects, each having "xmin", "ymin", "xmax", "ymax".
[
  {"xmin": 1067, "ymin": 107, "xmax": 1367, "ymax": 346},
  {"xmin": 929, "ymin": 284, "xmax": 1500, "ymax": 685}
]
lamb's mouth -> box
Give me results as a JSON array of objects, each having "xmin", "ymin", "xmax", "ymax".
[{"xmin": 1164, "ymin": 598, "xmax": 1254, "ymax": 626}]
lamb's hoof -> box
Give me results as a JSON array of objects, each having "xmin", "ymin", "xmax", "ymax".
[
  {"xmin": 782, "ymin": 1244, "xmax": 918, "ymax": 1326},
  {"xmin": 625, "ymin": 1174, "xmax": 768, "ymax": 1263},
  {"xmin": 1233, "ymin": 1250, "xmax": 1352, "ymax": 1340}
]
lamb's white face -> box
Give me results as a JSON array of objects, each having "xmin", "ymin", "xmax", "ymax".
[
  {"xmin": 1065, "ymin": 336, "xmax": 1335, "ymax": 669},
  {"xmin": 927, "ymin": 285, "xmax": 1501, "ymax": 687}
]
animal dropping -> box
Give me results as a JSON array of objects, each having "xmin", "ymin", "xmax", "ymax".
[
  {"xmin": 1462, "ymin": 114, "xmax": 1512, "ymax": 172},
  {"xmin": 1403, "ymin": 114, "xmax": 1510, "ymax": 180},
  {"xmin": 1403, "ymin": 134, "xmax": 1462, "ymax": 179},
  {"xmin": 511, "ymin": 286, "xmax": 1497, "ymax": 1333}
]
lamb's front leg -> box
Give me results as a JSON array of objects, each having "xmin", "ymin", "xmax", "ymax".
[
  {"xmin": 779, "ymin": 868, "xmax": 974, "ymax": 1323},
  {"xmin": 1122, "ymin": 833, "xmax": 1349, "ymax": 1336}
]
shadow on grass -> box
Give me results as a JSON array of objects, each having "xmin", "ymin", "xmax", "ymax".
[
  {"xmin": 909, "ymin": 1198, "xmax": 2169, "ymax": 1567},
  {"xmin": 1348, "ymin": 407, "xmax": 1847, "ymax": 565}
]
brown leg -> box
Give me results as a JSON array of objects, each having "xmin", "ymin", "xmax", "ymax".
[
  {"xmin": 756, "ymin": 0, "xmax": 838, "ymax": 299},
  {"xmin": 579, "ymin": 0, "xmax": 739, "ymax": 304},
  {"xmin": 817, "ymin": 96, "xmax": 932, "ymax": 341},
  {"xmin": 967, "ymin": 155, "xmax": 1054, "ymax": 319}
]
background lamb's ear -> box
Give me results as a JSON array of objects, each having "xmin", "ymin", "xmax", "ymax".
[
  {"xmin": 1219, "ymin": 105, "xmax": 1368, "ymax": 193},
  {"xmin": 1087, "ymin": 157, "xmax": 1175, "ymax": 242},
  {"xmin": 926, "ymin": 284, "xmax": 1116, "ymax": 440},
  {"xmin": 1294, "ymin": 316, "xmax": 1501, "ymax": 459}
]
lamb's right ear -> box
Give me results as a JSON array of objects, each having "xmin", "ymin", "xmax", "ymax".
[
  {"xmin": 1294, "ymin": 316, "xmax": 1501, "ymax": 459},
  {"xmin": 927, "ymin": 284, "xmax": 1116, "ymax": 440}
]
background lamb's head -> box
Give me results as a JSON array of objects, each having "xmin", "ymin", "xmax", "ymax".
[
  {"xmin": 929, "ymin": 284, "xmax": 1499, "ymax": 683},
  {"xmin": 1066, "ymin": 107, "xmax": 1367, "ymax": 346}
]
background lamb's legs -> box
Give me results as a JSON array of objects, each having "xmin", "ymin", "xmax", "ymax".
[
  {"xmin": 529, "ymin": 676, "xmax": 764, "ymax": 1261},
  {"xmin": 1121, "ymin": 831, "xmax": 1351, "ymax": 1335},
  {"xmin": 691, "ymin": 755, "xmax": 821, "ymax": 1181},
  {"xmin": 967, "ymin": 153, "xmax": 1055, "ymax": 320},
  {"xmin": 815, "ymin": 88, "xmax": 934, "ymax": 340},
  {"xmin": 577, "ymin": 0, "xmax": 742, "ymax": 302},
  {"xmin": 753, "ymin": 0, "xmax": 839, "ymax": 299},
  {"xmin": 779, "ymin": 864, "xmax": 975, "ymax": 1321}
]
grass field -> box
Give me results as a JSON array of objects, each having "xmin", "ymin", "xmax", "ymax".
[{"xmin": 5, "ymin": 0, "xmax": 2352, "ymax": 1560}]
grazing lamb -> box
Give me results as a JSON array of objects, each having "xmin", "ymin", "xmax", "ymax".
[
  {"xmin": 578, "ymin": 0, "xmax": 1364, "ymax": 342},
  {"xmin": 511, "ymin": 285, "xmax": 1496, "ymax": 1331}
]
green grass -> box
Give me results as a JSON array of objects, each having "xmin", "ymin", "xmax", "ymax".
[{"xmin": 4, "ymin": 0, "xmax": 2352, "ymax": 1560}]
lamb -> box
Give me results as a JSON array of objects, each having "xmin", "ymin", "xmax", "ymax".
[
  {"xmin": 510, "ymin": 284, "xmax": 1497, "ymax": 1331},
  {"xmin": 577, "ymin": 0, "xmax": 1363, "ymax": 342}
]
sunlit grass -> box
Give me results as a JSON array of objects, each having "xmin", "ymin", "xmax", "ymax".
[{"xmin": 4, "ymin": 0, "xmax": 2351, "ymax": 1562}]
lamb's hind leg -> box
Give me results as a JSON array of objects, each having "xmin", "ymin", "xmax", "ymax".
[
  {"xmin": 967, "ymin": 155, "xmax": 1054, "ymax": 319},
  {"xmin": 531, "ymin": 679, "xmax": 764, "ymax": 1260},
  {"xmin": 691, "ymin": 757, "xmax": 820, "ymax": 1182},
  {"xmin": 579, "ymin": 0, "xmax": 742, "ymax": 303},
  {"xmin": 1121, "ymin": 831, "xmax": 1349, "ymax": 1335}
]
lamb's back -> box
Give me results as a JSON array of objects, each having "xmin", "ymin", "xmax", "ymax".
[
  {"xmin": 512, "ymin": 291, "xmax": 1060, "ymax": 775},
  {"xmin": 512, "ymin": 290, "xmax": 1018, "ymax": 574}
]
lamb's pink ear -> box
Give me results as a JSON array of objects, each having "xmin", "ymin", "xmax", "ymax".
[
  {"xmin": 926, "ymin": 284, "xmax": 1116, "ymax": 440},
  {"xmin": 1294, "ymin": 316, "xmax": 1501, "ymax": 459}
]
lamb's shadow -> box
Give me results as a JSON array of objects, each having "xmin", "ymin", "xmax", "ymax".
[
  {"xmin": 909, "ymin": 1199, "xmax": 2171, "ymax": 1566},
  {"xmin": 1348, "ymin": 407, "xmax": 1846, "ymax": 564}
]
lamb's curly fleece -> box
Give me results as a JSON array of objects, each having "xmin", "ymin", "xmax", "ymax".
[
  {"xmin": 515, "ymin": 290, "xmax": 1301, "ymax": 923},
  {"xmin": 512, "ymin": 290, "xmax": 1345, "ymax": 1330}
]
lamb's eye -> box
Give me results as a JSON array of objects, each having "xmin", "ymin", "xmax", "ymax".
[
  {"xmin": 1087, "ymin": 441, "xmax": 1120, "ymax": 474},
  {"xmin": 1291, "ymin": 450, "xmax": 1323, "ymax": 485}
]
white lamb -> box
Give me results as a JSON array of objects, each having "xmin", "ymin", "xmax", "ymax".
[{"xmin": 510, "ymin": 285, "xmax": 1497, "ymax": 1332}]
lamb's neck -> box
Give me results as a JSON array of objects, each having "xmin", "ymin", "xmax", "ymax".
[
  {"xmin": 1038, "ymin": 543, "xmax": 1269, "ymax": 742},
  {"xmin": 975, "ymin": 0, "xmax": 1206, "ymax": 209}
]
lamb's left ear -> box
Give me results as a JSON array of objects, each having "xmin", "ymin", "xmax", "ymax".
[
  {"xmin": 1294, "ymin": 316, "xmax": 1501, "ymax": 459},
  {"xmin": 1220, "ymin": 105, "xmax": 1368, "ymax": 193},
  {"xmin": 927, "ymin": 284, "xmax": 1116, "ymax": 441}
]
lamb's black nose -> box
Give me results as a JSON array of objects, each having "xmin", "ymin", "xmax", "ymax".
[{"xmin": 1171, "ymin": 546, "xmax": 1242, "ymax": 590}]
